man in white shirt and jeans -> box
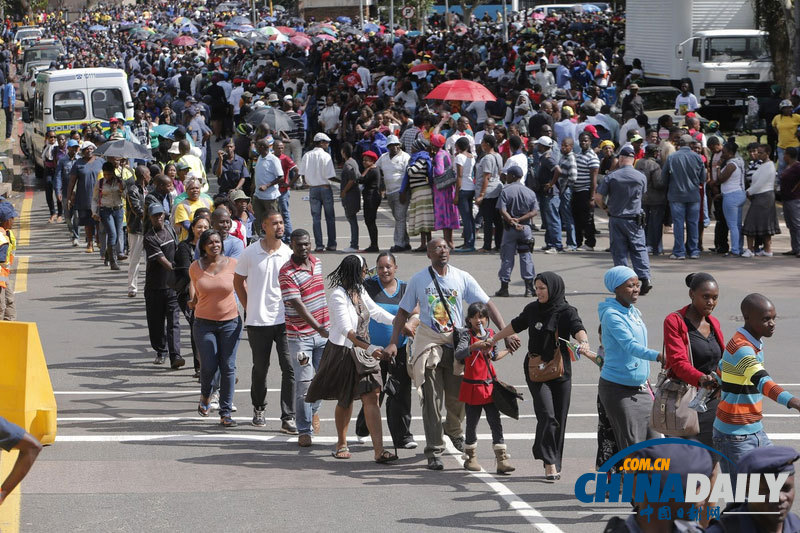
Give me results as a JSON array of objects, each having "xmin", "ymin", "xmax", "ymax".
[
  {"xmin": 252, "ymin": 138, "xmax": 283, "ymax": 235},
  {"xmin": 233, "ymin": 210, "xmax": 296, "ymax": 433},
  {"xmin": 299, "ymin": 133, "xmax": 337, "ymax": 251},
  {"xmin": 377, "ymin": 135, "xmax": 411, "ymax": 252}
]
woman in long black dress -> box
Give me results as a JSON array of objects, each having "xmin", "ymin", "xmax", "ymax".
[{"xmin": 491, "ymin": 271, "xmax": 590, "ymax": 480}]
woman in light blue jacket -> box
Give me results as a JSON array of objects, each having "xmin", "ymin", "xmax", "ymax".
[{"xmin": 597, "ymin": 266, "xmax": 663, "ymax": 450}]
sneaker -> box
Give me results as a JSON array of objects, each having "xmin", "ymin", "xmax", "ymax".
[
  {"xmin": 579, "ymin": 244, "xmax": 594, "ymax": 251},
  {"xmin": 170, "ymin": 356, "xmax": 186, "ymax": 369},
  {"xmin": 231, "ymin": 404, "xmax": 238, "ymax": 413},
  {"xmin": 127, "ymin": 289, "xmax": 137, "ymax": 298},
  {"xmin": 755, "ymin": 250, "xmax": 773, "ymax": 257},
  {"xmin": 741, "ymin": 249, "xmax": 755, "ymax": 258},
  {"xmin": 427, "ymin": 457, "xmax": 444, "ymax": 470},
  {"xmin": 341, "ymin": 247, "xmax": 359, "ymax": 253},
  {"xmin": 209, "ymin": 391, "xmax": 220, "ymax": 411},
  {"xmin": 153, "ymin": 354, "xmax": 165, "ymax": 365},
  {"xmin": 544, "ymin": 247, "xmax": 559, "ymax": 254},
  {"xmin": 400, "ymin": 439, "xmax": 419, "ymax": 449},
  {"xmin": 669, "ymin": 254, "xmax": 686, "ymax": 260},
  {"xmin": 298, "ymin": 434, "xmax": 312, "ymax": 447},
  {"xmin": 220, "ymin": 415, "xmax": 237, "ymax": 428},
  {"xmin": 72, "ymin": 238, "xmax": 79, "ymax": 247},
  {"xmin": 565, "ymin": 245, "xmax": 578, "ymax": 252},
  {"xmin": 448, "ymin": 435, "xmax": 465, "ymax": 452},
  {"xmin": 357, "ymin": 435, "xmax": 370, "ymax": 444},
  {"xmin": 280, "ymin": 419, "xmax": 298, "ymax": 434},
  {"xmin": 453, "ymin": 246, "xmax": 476, "ymax": 252},
  {"xmin": 689, "ymin": 254, "xmax": 700, "ymax": 260},
  {"xmin": 252, "ymin": 407, "xmax": 266, "ymax": 427}
]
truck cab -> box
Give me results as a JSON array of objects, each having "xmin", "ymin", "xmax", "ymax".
[{"xmin": 678, "ymin": 29, "xmax": 772, "ymax": 108}]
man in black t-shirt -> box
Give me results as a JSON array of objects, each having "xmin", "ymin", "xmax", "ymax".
[{"xmin": 143, "ymin": 203, "xmax": 184, "ymax": 369}]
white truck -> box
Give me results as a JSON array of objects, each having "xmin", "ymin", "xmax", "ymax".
[{"xmin": 625, "ymin": 0, "xmax": 773, "ymax": 110}]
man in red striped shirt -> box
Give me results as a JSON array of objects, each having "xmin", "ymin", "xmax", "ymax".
[{"xmin": 279, "ymin": 228, "xmax": 329, "ymax": 447}]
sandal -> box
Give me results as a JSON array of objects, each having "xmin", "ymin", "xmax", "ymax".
[
  {"xmin": 332, "ymin": 446, "xmax": 351, "ymax": 459},
  {"xmin": 197, "ymin": 400, "xmax": 210, "ymax": 417},
  {"xmin": 375, "ymin": 450, "xmax": 398, "ymax": 464},
  {"xmin": 220, "ymin": 415, "xmax": 238, "ymax": 428}
]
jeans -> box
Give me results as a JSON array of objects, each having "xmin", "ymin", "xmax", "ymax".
[
  {"xmin": 309, "ymin": 186, "xmax": 336, "ymax": 249},
  {"xmin": 722, "ymin": 190, "xmax": 746, "ymax": 255},
  {"xmin": 644, "ymin": 204, "xmax": 666, "ymax": 254},
  {"xmin": 344, "ymin": 209, "xmax": 359, "ymax": 249},
  {"xmin": 478, "ymin": 196, "xmax": 502, "ymax": 250},
  {"xmin": 65, "ymin": 205, "xmax": 80, "ymax": 241},
  {"xmin": 783, "ymin": 198, "xmax": 800, "ymax": 253},
  {"xmin": 44, "ymin": 171, "xmax": 63, "ymax": 217},
  {"xmin": 465, "ymin": 402, "xmax": 504, "ymax": 446},
  {"xmin": 99, "ymin": 207, "xmax": 124, "ymax": 259},
  {"xmin": 386, "ymin": 191, "xmax": 410, "ymax": 248},
  {"xmin": 247, "ymin": 324, "xmax": 294, "ymax": 420},
  {"xmin": 127, "ymin": 232, "xmax": 145, "ymax": 292},
  {"xmin": 498, "ymin": 225, "xmax": 534, "ymax": 282},
  {"xmin": 289, "ymin": 333, "xmax": 325, "ymax": 435},
  {"xmin": 713, "ymin": 428, "xmax": 771, "ymax": 489},
  {"xmin": 559, "ymin": 186, "xmax": 576, "ymax": 247},
  {"xmin": 194, "ymin": 317, "xmax": 242, "ymax": 418},
  {"xmin": 571, "ymin": 189, "xmax": 596, "ymax": 248},
  {"xmin": 609, "ymin": 217, "xmax": 651, "ymax": 280},
  {"xmin": 457, "ymin": 189, "xmax": 475, "ymax": 248},
  {"xmin": 278, "ymin": 190, "xmax": 292, "ymax": 243},
  {"xmin": 669, "ymin": 200, "xmax": 700, "ymax": 257},
  {"xmin": 713, "ymin": 194, "xmax": 729, "ymax": 253},
  {"xmin": 539, "ymin": 190, "xmax": 562, "ymax": 249}
]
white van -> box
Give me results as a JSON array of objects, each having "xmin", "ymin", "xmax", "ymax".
[
  {"xmin": 530, "ymin": 3, "xmax": 582, "ymax": 17},
  {"xmin": 23, "ymin": 68, "xmax": 134, "ymax": 174}
]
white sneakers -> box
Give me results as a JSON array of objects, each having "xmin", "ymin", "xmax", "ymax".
[{"xmin": 741, "ymin": 249, "xmax": 754, "ymax": 258}]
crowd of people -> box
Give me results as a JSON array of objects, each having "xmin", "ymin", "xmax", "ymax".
[{"xmin": 3, "ymin": 1, "xmax": 800, "ymax": 530}]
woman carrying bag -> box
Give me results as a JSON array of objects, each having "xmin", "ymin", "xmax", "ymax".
[{"xmin": 490, "ymin": 272, "xmax": 590, "ymax": 481}]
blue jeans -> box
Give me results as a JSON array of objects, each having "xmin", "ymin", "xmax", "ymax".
[
  {"xmin": 99, "ymin": 206, "xmax": 124, "ymax": 258},
  {"xmin": 669, "ymin": 200, "xmax": 700, "ymax": 257},
  {"xmin": 722, "ymin": 190, "xmax": 746, "ymax": 255},
  {"xmin": 288, "ymin": 333, "xmax": 325, "ymax": 435},
  {"xmin": 539, "ymin": 190, "xmax": 562, "ymax": 249},
  {"xmin": 278, "ymin": 190, "xmax": 292, "ymax": 243},
  {"xmin": 457, "ymin": 189, "xmax": 475, "ymax": 248},
  {"xmin": 194, "ymin": 317, "xmax": 242, "ymax": 418},
  {"xmin": 559, "ymin": 187, "xmax": 576, "ymax": 247},
  {"xmin": 713, "ymin": 428, "xmax": 771, "ymax": 487},
  {"xmin": 498, "ymin": 225, "xmax": 534, "ymax": 282},
  {"xmin": 309, "ymin": 186, "xmax": 336, "ymax": 249}
]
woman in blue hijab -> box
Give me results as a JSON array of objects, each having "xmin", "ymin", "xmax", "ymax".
[{"xmin": 597, "ymin": 266, "xmax": 663, "ymax": 450}]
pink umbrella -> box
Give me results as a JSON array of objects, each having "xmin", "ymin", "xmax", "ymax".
[
  {"xmin": 277, "ymin": 25, "xmax": 296, "ymax": 36},
  {"xmin": 172, "ymin": 35, "xmax": 197, "ymax": 46},
  {"xmin": 315, "ymin": 33, "xmax": 336, "ymax": 42},
  {"xmin": 290, "ymin": 34, "xmax": 312, "ymax": 48},
  {"xmin": 425, "ymin": 80, "xmax": 496, "ymax": 101}
]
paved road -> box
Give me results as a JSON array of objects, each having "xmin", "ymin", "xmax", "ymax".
[{"xmin": 10, "ymin": 168, "xmax": 800, "ymax": 532}]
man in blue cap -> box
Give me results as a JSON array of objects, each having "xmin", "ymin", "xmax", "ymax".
[
  {"xmin": 495, "ymin": 165, "xmax": 539, "ymax": 297},
  {"xmin": 595, "ymin": 145, "xmax": 653, "ymax": 295},
  {"xmin": 707, "ymin": 446, "xmax": 800, "ymax": 533}
]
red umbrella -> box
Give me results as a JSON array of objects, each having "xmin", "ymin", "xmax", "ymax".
[
  {"xmin": 409, "ymin": 63, "xmax": 436, "ymax": 73},
  {"xmin": 172, "ymin": 35, "xmax": 197, "ymax": 46},
  {"xmin": 425, "ymin": 80, "xmax": 496, "ymax": 101},
  {"xmin": 277, "ymin": 26, "xmax": 296, "ymax": 36}
]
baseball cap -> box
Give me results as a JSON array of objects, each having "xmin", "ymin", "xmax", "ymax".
[
  {"xmin": 175, "ymin": 160, "xmax": 191, "ymax": 170},
  {"xmin": 386, "ymin": 135, "xmax": 400, "ymax": 145},
  {"xmin": 362, "ymin": 150, "xmax": 378, "ymax": 161},
  {"xmin": 242, "ymin": 91, "xmax": 253, "ymax": 99},
  {"xmin": 67, "ymin": 139, "xmax": 80, "ymax": 148},
  {"xmin": 147, "ymin": 203, "xmax": 166, "ymax": 216},
  {"xmin": 583, "ymin": 125, "xmax": 600, "ymax": 139},
  {"xmin": 283, "ymin": 94, "xmax": 293, "ymax": 101},
  {"xmin": 268, "ymin": 92, "xmax": 279, "ymax": 103},
  {"xmin": 630, "ymin": 134, "xmax": 643, "ymax": 142},
  {"xmin": 229, "ymin": 189, "xmax": 249, "ymax": 202},
  {"xmin": 619, "ymin": 146, "xmax": 636, "ymax": 157},
  {"xmin": 535, "ymin": 136, "xmax": 554, "ymax": 147},
  {"xmin": 0, "ymin": 201, "xmax": 19, "ymax": 222},
  {"xmin": 313, "ymin": 132, "xmax": 331, "ymax": 142},
  {"xmin": 80, "ymin": 141, "xmax": 97, "ymax": 151},
  {"xmin": 780, "ymin": 99, "xmax": 793, "ymax": 108},
  {"xmin": 506, "ymin": 166, "xmax": 523, "ymax": 179}
]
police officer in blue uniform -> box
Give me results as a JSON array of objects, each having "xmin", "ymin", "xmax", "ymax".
[
  {"xmin": 594, "ymin": 145, "xmax": 653, "ymax": 295},
  {"xmin": 706, "ymin": 446, "xmax": 800, "ymax": 533},
  {"xmin": 495, "ymin": 166, "xmax": 539, "ymax": 297}
]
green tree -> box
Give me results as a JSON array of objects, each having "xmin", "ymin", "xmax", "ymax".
[
  {"xmin": 457, "ymin": 0, "xmax": 491, "ymax": 26},
  {"xmin": 752, "ymin": 0, "xmax": 797, "ymax": 96}
]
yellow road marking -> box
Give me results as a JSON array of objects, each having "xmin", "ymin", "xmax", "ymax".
[
  {"xmin": 17, "ymin": 194, "xmax": 32, "ymax": 246},
  {"xmin": 0, "ymin": 449, "xmax": 21, "ymax": 533},
  {"xmin": 14, "ymin": 256, "xmax": 28, "ymax": 293}
]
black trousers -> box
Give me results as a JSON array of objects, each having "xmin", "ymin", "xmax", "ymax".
[
  {"xmin": 247, "ymin": 324, "xmax": 294, "ymax": 420},
  {"xmin": 465, "ymin": 402, "xmax": 504, "ymax": 445},
  {"xmin": 4, "ymin": 108, "xmax": 12, "ymax": 139},
  {"xmin": 713, "ymin": 194, "xmax": 729, "ymax": 253},
  {"xmin": 571, "ymin": 189, "xmax": 596, "ymax": 248},
  {"xmin": 177, "ymin": 292, "xmax": 199, "ymax": 371},
  {"xmin": 144, "ymin": 288, "xmax": 181, "ymax": 361},
  {"xmin": 527, "ymin": 369, "xmax": 572, "ymax": 472},
  {"xmin": 362, "ymin": 190, "xmax": 381, "ymax": 248},
  {"xmin": 479, "ymin": 197, "xmax": 503, "ymax": 250},
  {"xmin": 355, "ymin": 344, "xmax": 414, "ymax": 446}
]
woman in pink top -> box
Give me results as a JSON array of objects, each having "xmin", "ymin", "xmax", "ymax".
[{"xmin": 189, "ymin": 229, "xmax": 242, "ymax": 428}]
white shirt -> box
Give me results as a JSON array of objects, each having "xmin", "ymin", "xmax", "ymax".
[
  {"xmin": 328, "ymin": 286, "xmax": 394, "ymax": 348},
  {"xmin": 503, "ymin": 152, "xmax": 528, "ymax": 181},
  {"xmin": 474, "ymin": 128, "xmax": 493, "ymax": 148},
  {"xmin": 299, "ymin": 147, "xmax": 336, "ymax": 186},
  {"xmin": 318, "ymin": 104, "xmax": 341, "ymax": 132},
  {"xmin": 455, "ymin": 152, "xmax": 475, "ymax": 191},
  {"xmin": 675, "ymin": 93, "xmax": 700, "ymax": 115},
  {"xmin": 746, "ymin": 160, "xmax": 775, "ymax": 196},
  {"xmin": 377, "ymin": 75, "xmax": 396, "ymax": 98},
  {"xmin": 254, "ymin": 153, "xmax": 282, "ymax": 201},
  {"xmin": 619, "ymin": 118, "xmax": 640, "ymax": 146},
  {"xmin": 376, "ymin": 150, "xmax": 410, "ymax": 195},
  {"xmin": 721, "ymin": 157, "xmax": 746, "ymax": 194},
  {"xmin": 229, "ymin": 86, "xmax": 244, "ymax": 114},
  {"xmin": 234, "ymin": 241, "xmax": 292, "ymax": 326},
  {"xmin": 445, "ymin": 130, "xmax": 475, "ymax": 157},
  {"xmin": 466, "ymin": 101, "xmax": 488, "ymax": 125},
  {"xmin": 356, "ymin": 66, "xmax": 372, "ymax": 90}
]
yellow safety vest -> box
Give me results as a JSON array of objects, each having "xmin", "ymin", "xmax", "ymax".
[{"xmin": 0, "ymin": 227, "xmax": 13, "ymax": 289}]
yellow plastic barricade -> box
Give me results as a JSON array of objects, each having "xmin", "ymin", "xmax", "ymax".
[{"xmin": 0, "ymin": 322, "xmax": 58, "ymax": 444}]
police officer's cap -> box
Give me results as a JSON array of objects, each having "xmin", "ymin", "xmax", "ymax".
[
  {"xmin": 738, "ymin": 446, "xmax": 799, "ymax": 475},
  {"xmin": 506, "ymin": 166, "xmax": 523, "ymax": 179}
]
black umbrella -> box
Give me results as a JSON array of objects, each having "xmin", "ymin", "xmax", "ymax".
[
  {"xmin": 94, "ymin": 139, "xmax": 153, "ymax": 160},
  {"xmin": 278, "ymin": 56, "xmax": 306, "ymax": 70},
  {"xmin": 245, "ymin": 107, "xmax": 296, "ymax": 132},
  {"xmin": 215, "ymin": 1, "xmax": 240, "ymax": 12}
]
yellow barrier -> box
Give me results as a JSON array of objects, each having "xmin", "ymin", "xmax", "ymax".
[{"xmin": 0, "ymin": 322, "xmax": 57, "ymax": 445}]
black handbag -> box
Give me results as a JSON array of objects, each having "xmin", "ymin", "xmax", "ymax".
[
  {"xmin": 484, "ymin": 353, "xmax": 524, "ymax": 419},
  {"xmin": 427, "ymin": 267, "xmax": 470, "ymax": 353},
  {"xmin": 433, "ymin": 153, "xmax": 457, "ymax": 190}
]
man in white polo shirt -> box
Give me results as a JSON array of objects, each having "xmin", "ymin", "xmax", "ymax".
[
  {"xmin": 233, "ymin": 209, "xmax": 296, "ymax": 433},
  {"xmin": 376, "ymin": 135, "xmax": 411, "ymax": 252},
  {"xmin": 299, "ymin": 133, "xmax": 337, "ymax": 251}
]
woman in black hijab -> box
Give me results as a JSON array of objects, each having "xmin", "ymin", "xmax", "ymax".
[{"xmin": 491, "ymin": 272, "xmax": 590, "ymax": 480}]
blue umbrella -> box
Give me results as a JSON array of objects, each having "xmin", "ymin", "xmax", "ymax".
[
  {"xmin": 407, "ymin": 30, "xmax": 421, "ymax": 37},
  {"xmin": 180, "ymin": 23, "xmax": 199, "ymax": 34},
  {"xmin": 152, "ymin": 124, "xmax": 178, "ymax": 139},
  {"xmin": 363, "ymin": 23, "xmax": 380, "ymax": 33},
  {"xmin": 89, "ymin": 24, "xmax": 109, "ymax": 31},
  {"xmin": 337, "ymin": 16, "xmax": 352, "ymax": 24}
]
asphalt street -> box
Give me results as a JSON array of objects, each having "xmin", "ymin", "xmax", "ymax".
[{"xmin": 11, "ymin": 172, "xmax": 800, "ymax": 532}]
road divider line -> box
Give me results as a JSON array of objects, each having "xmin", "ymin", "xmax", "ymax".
[
  {"xmin": 14, "ymin": 256, "xmax": 28, "ymax": 293},
  {"xmin": 17, "ymin": 190, "xmax": 32, "ymax": 246},
  {"xmin": 0, "ymin": 449, "xmax": 21, "ymax": 533}
]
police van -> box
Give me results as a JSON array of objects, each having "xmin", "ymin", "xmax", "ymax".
[{"xmin": 22, "ymin": 68, "xmax": 134, "ymax": 175}]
